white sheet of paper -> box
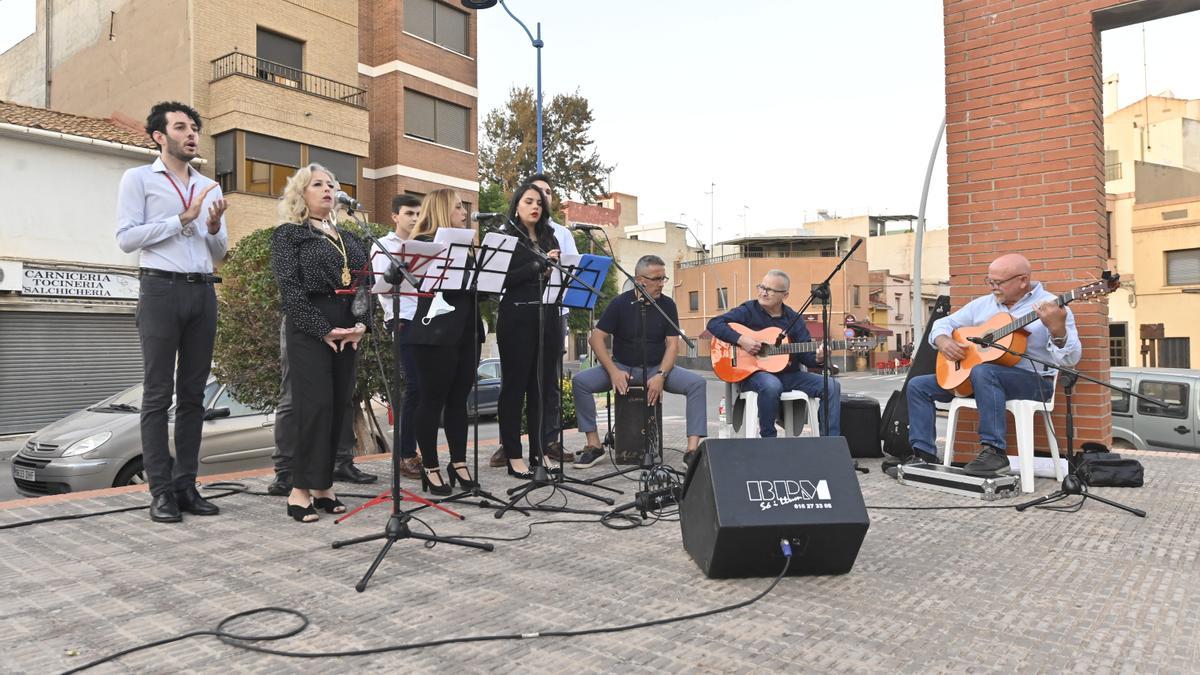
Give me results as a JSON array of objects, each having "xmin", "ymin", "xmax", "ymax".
[
  {"xmin": 477, "ymin": 232, "xmax": 517, "ymax": 293},
  {"xmin": 370, "ymin": 240, "xmax": 447, "ymax": 295},
  {"xmin": 544, "ymin": 253, "xmax": 582, "ymax": 304},
  {"xmin": 424, "ymin": 228, "xmax": 475, "ymax": 292}
]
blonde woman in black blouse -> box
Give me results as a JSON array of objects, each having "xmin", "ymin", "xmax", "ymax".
[
  {"xmin": 403, "ymin": 188, "xmax": 486, "ymax": 495},
  {"xmin": 270, "ymin": 164, "xmax": 368, "ymax": 522}
]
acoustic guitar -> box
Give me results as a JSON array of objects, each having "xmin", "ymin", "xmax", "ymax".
[
  {"xmin": 935, "ymin": 275, "xmax": 1120, "ymax": 396},
  {"xmin": 711, "ymin": 323, "xmax": 879, "ymax": 383}
]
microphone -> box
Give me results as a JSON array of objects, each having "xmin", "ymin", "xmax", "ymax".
[
  {"xmin": 335, "ymin": 191, "xmax": 362, "ymax": 212},
  {"xmin": 966, "ymin": 336, "xmax": 993, "ymax": 347},
  {"xmin": 471, "ymin": 212, "xmax": 505, "ymax": 221},
  {"xmin": 571, "ymin": 223, "xmax": 604, "ymax": 232}
]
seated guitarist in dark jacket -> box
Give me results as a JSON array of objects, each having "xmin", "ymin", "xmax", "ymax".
[
  {"xmin": 907, "ymin": 253, "xmax": 1080, "ymax": 476},
  {"xmin": 707, "ymin": 270, "xmax": 841, "ymax": 438}
]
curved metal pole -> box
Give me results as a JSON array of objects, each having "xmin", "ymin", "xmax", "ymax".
[
  {"xmin": 913, "ymin": 116, "xmax": 946, "ymax": 342},
  {"xmin": 499, "ymin": 1, "xmax": 544, "ymax": 173}
]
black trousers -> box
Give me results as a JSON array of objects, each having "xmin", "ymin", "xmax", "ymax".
[
  {"xmin": 497, "ymin": 305, "xmax": 559, "ymax": 462},
  {"xmin": 284, "ymin": 297, "xmax": 358, "ymax": 490},
  {"xmin": 273, "ymin": 316, "xmax": 355, "ymax": 473},
  {"xmin": 410, "ymin": 338, "xmax": 479, "ymax": 468},
  {"xmin": 136, "ymin": 275, "xmax": 216, "ymax": 497}
]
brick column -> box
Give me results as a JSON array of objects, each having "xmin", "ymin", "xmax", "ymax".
[{"xmin": 943, "ymin": 0, "xmax": 1127, "ymax": 459}]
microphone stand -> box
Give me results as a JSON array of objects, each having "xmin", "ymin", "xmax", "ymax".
[
  {"xmin": 331, "ymin": 211, "xmax": 494, "ymax": 592},
  {"xmin": 779, "ymin": 237, "xmax": 868, "ymax": 473},
  {"xmin": 494, "ymin": 218, "xmax": 615, "ymax": 519},
  {"xmin": 960, "ymin": 335, "xmax": 1161, "ymax": 518},
  {"xmin": 575, "ymin": 227, "xmax": 692, "ymax": 494}
]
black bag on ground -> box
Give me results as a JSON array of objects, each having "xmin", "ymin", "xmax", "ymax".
[{"xmin": 1077, "ymin": 443, "xmax": 1143, "ymax": 488}]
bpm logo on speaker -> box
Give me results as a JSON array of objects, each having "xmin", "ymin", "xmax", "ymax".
[{"xmin": 745, "ymin": 478, "xmax": 833, "ymax": 511}]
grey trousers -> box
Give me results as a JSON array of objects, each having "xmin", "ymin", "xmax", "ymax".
[
  {"xmin": 136, "ymin": 276, "xmax": 216, "ymax": 497},
  {"xmin": 572, "ymin": 362, "xmax": 707, "ymax": 438},
  {"xmin": 272, "ymin": 316, "xmax": 355, "ymax": 473}
]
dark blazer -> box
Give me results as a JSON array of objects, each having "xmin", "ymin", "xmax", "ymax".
[{"xmin": 403, "ymin": 234, "xmax": 486, "ymax": 346}]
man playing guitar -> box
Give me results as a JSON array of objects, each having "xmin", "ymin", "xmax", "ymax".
[
  {"xmin": 707, "ymin": 270, "xmax": 841, "ymax": 439},
  {"xmin": 907, "ymin": 253, "xmax": 1081, "ymax": 476}
]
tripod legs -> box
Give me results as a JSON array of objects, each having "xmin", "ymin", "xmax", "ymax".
[
  {"xmin": 1015, "ymin": 475, "xmax": 1147, "ymax": 517},
  {"xmin": 332, "ymin": 512, "xmax": 495, "ymax": 592}
]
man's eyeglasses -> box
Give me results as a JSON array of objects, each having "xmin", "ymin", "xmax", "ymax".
[
  {"xmin": 984, "ymin": 274, "xmax": 1026, "ymax": 288},
  {"xmin": 756, "ymin": 284, "xmax": 787, "ymax": 296},
  {"xmin": 639, "ymin": 275, "xmax": 668, "ymax": 283}
]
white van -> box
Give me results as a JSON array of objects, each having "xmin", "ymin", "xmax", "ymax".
[{"xmin": 1110, "ymin": 367, "xmax": 1200, "ymax": 452}]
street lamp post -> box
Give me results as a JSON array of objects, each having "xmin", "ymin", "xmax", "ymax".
[{"xmin": 464, "ymin": 0, "xmax": 544, "ymax": 173}]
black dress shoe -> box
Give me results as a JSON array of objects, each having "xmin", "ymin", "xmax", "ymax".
[
  {"xmin": 267, "ymin": 471, "xmax": 292, "ymax": 496},
  {"xmin": 149, "ymin": 492, "xmax": 182, "ymax": 523},
  {"xmin": 332, "ymin": 461, "xmax": 378, "ymax": 484},
  {"xmin": 176, "ymin": 486, "xmax": 220, "ymax": 516}
]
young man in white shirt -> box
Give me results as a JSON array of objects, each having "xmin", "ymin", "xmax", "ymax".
[{"xmin": 115, "ymin": 101, "xmax": 227, "ymax": 523}]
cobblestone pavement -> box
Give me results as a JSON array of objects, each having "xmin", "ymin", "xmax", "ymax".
[{"xmin": 1, "ymin": 421, "xmax": 1198, "ymax": 674}]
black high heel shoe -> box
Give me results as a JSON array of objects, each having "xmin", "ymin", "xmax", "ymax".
[
  {"xmin": 313, "ymin": 496, "xmax": 346, "ymax": 514},
  {"xmin": 506, "ymin": 459, "xmax": 534, "ymax": 479},
  {"xmin": 421, "ymin": 467, "xmax": 452, "ymax": 496},
  {"xmin": 287, "ymin": 501, "xmax": 319, "ymax": 522},
  {"xmin": 447, "ymin": 462, "xmax": 479, "ymax": 489}
]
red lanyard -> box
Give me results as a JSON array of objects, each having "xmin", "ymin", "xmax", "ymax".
[{"xmin": 163, "ymin": 172, "xmax": 195, "ymax": 210}]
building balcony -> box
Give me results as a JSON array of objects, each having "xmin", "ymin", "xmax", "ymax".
[{"xmin": 211, "ymin": 52, "xmax": 366, "ymax": 108}]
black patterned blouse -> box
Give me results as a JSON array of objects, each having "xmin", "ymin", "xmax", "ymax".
[{"xmin": 271, "ymin": 222, "xmax": 369, "ymax": 338}]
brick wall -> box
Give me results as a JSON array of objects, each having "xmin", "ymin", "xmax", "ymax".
[
  {"xmin": 943, "ymin": 0, "xmax": 1134, "ymax": 460},
  {"xmin": 564, "ymin": 201, "xmax": 620, "ymax": 227}
]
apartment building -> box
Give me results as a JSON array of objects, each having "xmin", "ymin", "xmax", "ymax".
[{"xmin": 0, "ymin": 0, "xmax": 479, "ymax": 240}]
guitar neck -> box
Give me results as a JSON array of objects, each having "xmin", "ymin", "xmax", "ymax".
[
  {"xmin": 992, "ymin": 290, "xmax": 1077, "ymax": 339},
  {"xmin": 763, "ymin": 340, "xmax": 858, "ymax": 356}
]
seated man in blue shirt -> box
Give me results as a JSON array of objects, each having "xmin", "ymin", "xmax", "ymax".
[
  {"xmin": 906, "ymin": 253, "xmax": 1081, "ymax": 476},
  {"xmin": 707, "ymin": 270, "xmax": 841, "ymax": 439},
  {"xmin": 572, "ymin": 255, "xmax": 707, "ymax": 467}
]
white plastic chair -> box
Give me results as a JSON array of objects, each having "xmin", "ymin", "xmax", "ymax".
[
  {"xmin": 943, "ymin": 372, "xmax": 1061, "ymax": 493},
  {"xmin": 726, "ymin": 381, "xmax": 820, "ymax": 439}
]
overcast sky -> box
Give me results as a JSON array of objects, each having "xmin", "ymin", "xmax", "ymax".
[{"xmin": 3, "ymin": 0, "xmax": 1198, "ymax": 247}]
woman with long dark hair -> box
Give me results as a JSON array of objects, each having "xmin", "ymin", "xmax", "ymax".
[
  {"xmin": 403, "ymin": 188, "xmax": 486, "ymax": 495},
  {"xmin": 496, "ymin": 182, "xmax": 562, "ymax": 478},
  {"xmin": 270, "ymin": 164, "xmax": 367, "ymax": 522}
]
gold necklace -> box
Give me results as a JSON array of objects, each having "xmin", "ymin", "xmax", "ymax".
[{"xmin": 311, "ymin": 218, "xmax": 350, "ymax": 285}]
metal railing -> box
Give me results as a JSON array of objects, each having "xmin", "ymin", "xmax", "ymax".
[
  {"xmin": 679, "ymin": 249, "xmax": 836, "ymax": 269},
  {"xmin": 1105, "ymin": 163, "xmax": 1123, "ymax": 181},
  {"xmin": 211, "ymin": 52, "xmax": 367, "ymax": 108}
]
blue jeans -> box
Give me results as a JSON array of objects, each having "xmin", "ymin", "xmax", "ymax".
[
  {"xmin": 740, "ymin": 370, "xmax": 841, "ymax": 437},
  {"xmin": 906, "ymin": 364, "xmax": 1054, "ymax": 457},
  {"xmin": 572, "ymin": 363, "xmax": 707, "ymax": 438}
]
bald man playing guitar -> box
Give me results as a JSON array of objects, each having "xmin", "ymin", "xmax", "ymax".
[{"xmin": 907, "ymin": 253, "xmax": 1082, "ymax": 476}]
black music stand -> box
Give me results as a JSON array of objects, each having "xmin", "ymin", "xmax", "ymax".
[
  {"xmin": 331, "ymin": 231, "xmax": 493, "ymax": 592},
  {"xmin": 434, "ymin": 230, "xmax": 531, "ymax": 515},
  {"xmin": 494, "ymin": 224, "xmax": 615, "ymax": 518}
]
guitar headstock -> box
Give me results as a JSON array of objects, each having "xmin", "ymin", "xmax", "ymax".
[{"xmin": 1068, "ymin": 273, "xmax": 1120, "ymax": 303}]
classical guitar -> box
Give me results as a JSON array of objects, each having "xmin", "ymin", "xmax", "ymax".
[
  {"xmin": 934, "ymin": 275, "xmax": 1120, "ymax": 396},
  {"xmin": 711, "ymin": 323, "xmax": 880, "ymax": 383}
]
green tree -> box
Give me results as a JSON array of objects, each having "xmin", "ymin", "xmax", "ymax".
[
  {"xmin": 212, "ymin": 222, "xmax": 397, "ymax": 454},
  {"xmin": 479, "ymin": 87, "xmax": 612, "ymax": 202}
]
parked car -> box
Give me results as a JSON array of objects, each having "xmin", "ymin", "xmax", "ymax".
[
  {"xmin": 1110, "ymin": 367, "xmax": 1200, "ymax": 452},
  {"xmin": 467, "ymin": 358, "xmax": 501, "ymax": 419},
  {"xmin": 11, "ymin": 379, "xmax": 276, "ymax": 497}
]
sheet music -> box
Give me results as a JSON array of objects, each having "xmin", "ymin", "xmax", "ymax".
[
  {"xmin": 477, "ymin": 232, "xmax": 517, "ymax": 293},
  {"xmin": 370, "ymin": 240, "xmax": 446, "ymax": 294},
  {"xmin": 424, "ymin": 228, "xmax": 475, "ymax": 292},
  {"xmin": 543, "ymin": 253, "xmax": 581, "ymax": 304}
]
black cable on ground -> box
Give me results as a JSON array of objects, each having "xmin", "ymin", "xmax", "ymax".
[{"xmin": 62, "ymin": 542, "xmax": 794, "ymax": 672}]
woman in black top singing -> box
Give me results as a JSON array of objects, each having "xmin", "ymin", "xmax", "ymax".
[
  {"xmin": 404, "ymin": 188, "xmax": 486, "ymax": 495},
  {"xmin": 497, "ymin": 182, "xmax": 562, "ymax": 478},
  {"xmin": 270, "ymin": 164, "xmax": 368, "ymax": 522}
]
